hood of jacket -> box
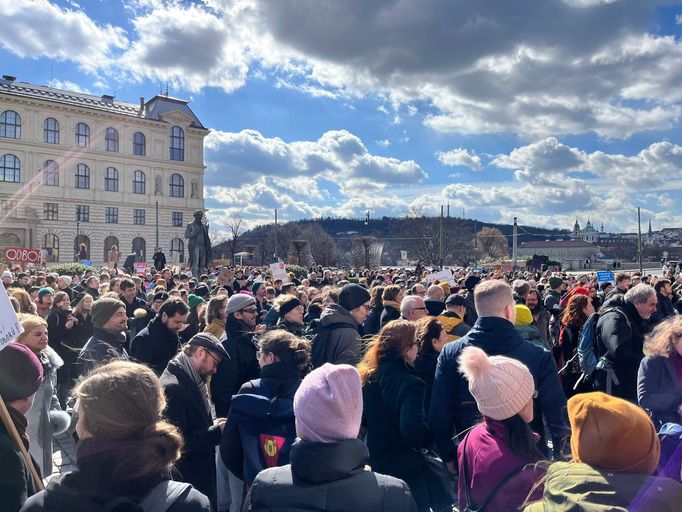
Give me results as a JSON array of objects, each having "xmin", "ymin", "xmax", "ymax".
[
  {"xmin": 319, "ymin": 303, "xmax": 357, "ymax": 329},
  {"xmin": 41, "ymin": 345, "xmax": 64, "ymax": 370},
  {"xmin": 290, "ymin": 438, "xmax": 369, "ymax": 484},
  {"xmin": 525, "ymin": 461, "xmax": 682, "ymax": 512}
]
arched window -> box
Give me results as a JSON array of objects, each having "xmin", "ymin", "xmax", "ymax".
[
  {"xmin": 0, "ymin": 232, "xmax": 21, "ymax": 246},
  {"xmin": 169, "ymin": 173, "xmax": 184, "ymax": 197},
  {"xmin": 105, "ymin": 127, "xmax": 119, "ymax": 152},
  {"xmin": 43, "ymin": 234, "xmax": 59, "ymax": 262},
  {"xmin": 104, "ymin": 236, "xmax": 119, "ymax": 262},
  {"xmin": 42, "ymin": 160, "xmax": 59, "ymax": 186},
  {"xmin": 133, "ymin": 132, "xmax": 146, "ymax": 156},
  {"xmin": 171, "ymin": 238, "xmax": 185, "ymax": 263},
  {"xmin": 75, "ymin": 163, "xmax": 90, "ymax": 189},
  {"xmin": 104, "ymin": 167, "xmax": 119, "ymax": 192},
  {"xmin": 0, "ymin": 110, "xmax": 21, "ymax": 139},
  {"xmin": 133, "ymin": 170, "xmax": 146, "ymax": 194},
  {"xmin": 170, "ymin": 126, "xmax": 184, "ymax": 161},
  {"xmin": 0, "ymin": 154, "xmax": 20, "ymax": 183},
  {"xmin": 43, "ymin": 118, "xmax": 60, "ymax": 144},
  {"xmin": 74, "ymin": 235, "xmax": 90, "ymax": 261},
  {"xmin": 132, "ymin": 237, "xmax": 146, "ymax": 260},
  {"xmin": 75, "ymin": 122, "xmax": 90, "ymax": 147}
]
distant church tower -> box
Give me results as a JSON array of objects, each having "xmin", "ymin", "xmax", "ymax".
[
  {"xmin": 648, "ymin": 218, "xmax": 653, "ymax": 239},
  {"xmin": 573, "ymin": 219, "xmax": 581, "ymax": 237}
]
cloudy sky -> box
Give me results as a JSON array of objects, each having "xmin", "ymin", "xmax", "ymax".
[{"xmin": 2, "ymin": 0, "xmax": 682, "ymax": 233}]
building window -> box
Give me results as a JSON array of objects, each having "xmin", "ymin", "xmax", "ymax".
[
  {"xmin": 104, "ymin": 167, "xmax": 119, "ymax": 192},
  {"xmin": 172, "ymin": 211, "xmax": 183, "ymax": 227},
  {"xmin": 171, "ymin": 238, "xmax": 184, "ymax": 263},
  {"xmin": 42, "ymin": 160, "xmax": 59, "ymax": 186},
  {"xmin": 132, "ymin": 237, "xmax": 146, "ymax": 260},
  {"xmin": 43, "ymin": 234, "xmax": 59, "ymax": 262},
  {"xmin": 104, "ymin": 236, "xmax": 119, "ymax": 261},
  {"xmin": 105, "ymin": 127, "xmax": 119, "ymax": 152},
  {"xmin": 170, "ymin": 126, "xmax": 184, "ymax": 161},
  {"xmin": 133, "ymin": 170, "xmax": 146, "ymax": 194},
  {"xmin": 75, "ymin": 122, "xmax": 90, "ymax": 147},
  {"xmin": 0, "ymin": 110, "xmax": 21, "ymax": 139},
  {"xmin": 105, "ymin": 207, "xmax": 118, "ymax": 224},
  {"xmin": 76, "ymin": 205, "xmax": 89, "ymax": 222},
  {"xmin": 1, "ymin": 200, "xmax": 18, "ymax": 218},
  {"xmin": 44, "ymin": 203, "xmax": 58, "ymax": 221},
  {"xmin": 134, "ymin": 209, "xmax": 145, "ymax": 225},
  {"xmin": 169, "ymin": 173, "xmax": 184, "ymax": 197},
  {"xmin": 75, "ymin": 163, "xmax": 90, "ymax": 189},
  {"xmin": 43, "ymin": 118, "xmax": 60, "ymax": 144},
  {"xmin": 133, "ymin": 132, "xmax": 146, "ymax": 156},
  {"xmin": 0, "ymin": 154, "xmax": 20, "ymax": 182}
]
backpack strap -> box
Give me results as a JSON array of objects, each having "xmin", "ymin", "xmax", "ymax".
[
  {"xmin": 461, "ymin": 432, "xmax": 528, "ymax": 511},
  {"xmin": 139, "ymin": 480, "xmax": 193, "ymax": 512}
]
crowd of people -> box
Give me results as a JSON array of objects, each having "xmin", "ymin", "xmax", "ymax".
[{"xmin": 2, "ymin": 262, "xmax": 682, "ymax": 511}]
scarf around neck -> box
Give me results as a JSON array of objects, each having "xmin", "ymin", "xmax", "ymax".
[{"xmin": 174, "ymin": 352, "xmax": 211, "ymax": 416}]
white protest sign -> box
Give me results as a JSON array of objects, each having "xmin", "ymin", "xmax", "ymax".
[
  {"xmin": 426, "ymin": 269, "xmax": 456, "ymax": 286},
  {"xmin": 270, "ymin": 262, "xmax": 290, "ymax": 283},
  {"xmin": 0, "ymin": 281, "xmax": 22, "ymax": 352}
]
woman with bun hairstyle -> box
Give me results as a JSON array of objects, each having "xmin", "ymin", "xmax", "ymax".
[
  {"xmin": 458, "ymin": 346, "xmax": 546, "ymax": 511},
  {"xmin": 22, "ymin": 361, "xmax": 211, "ymax": 512},
  {"xmin": 524, "ymin": 392, "xmax": 682, "ymax": 511}
]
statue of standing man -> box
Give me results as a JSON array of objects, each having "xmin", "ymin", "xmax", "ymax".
[{"xmin": 185, "ymin": 210, "xmax": 212, "ymax": 277}]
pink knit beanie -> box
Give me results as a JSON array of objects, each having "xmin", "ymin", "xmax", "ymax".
[
  {"xmin": 293, "ymin": 363, "xmax": 362, "ymax": 443},
  {"xmin": 458, "ymin": 346, "xmax": 535, "ymax": 421}
]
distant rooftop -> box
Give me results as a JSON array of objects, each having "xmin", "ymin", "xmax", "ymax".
[
  {"xmin": 0, "ymin": 75, "xmax": 206, "ymax": 129},
  {"xmin": 521, "ymin": 240, "xmax": 594, "ymax": 248}
]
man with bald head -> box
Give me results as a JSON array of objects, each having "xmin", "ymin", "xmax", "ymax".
[
  {"xmin": 429, "ymin": 280, "xmax": 567, "ymax": 471},
  {"xmin": 424, "ymin": 284, "xmax": 445, "ymax": 316}
]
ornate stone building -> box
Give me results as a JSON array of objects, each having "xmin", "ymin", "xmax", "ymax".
[{"xmin": 0, "ymin": 75, "xmax": 208, "ymax": 266}]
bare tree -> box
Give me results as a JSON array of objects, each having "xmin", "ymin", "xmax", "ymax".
[
  {"xmin": 224, "ymin": 217, "xmax": 244, "ymax": 264},
  {"xmin": 476, "ymin": 227, "xmax": 508, "ymax": 261},
  {"xmin": 300, "ymin": 224, "xmax": 338, "ymax": 267},
  {"xmin": 351, "ymin": 236, "xmax": 382, "ymax": 269}
]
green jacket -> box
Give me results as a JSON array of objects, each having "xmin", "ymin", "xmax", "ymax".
[{"xmin": 524, "ymin": 461, "xmax": 682, "ymax": 512}]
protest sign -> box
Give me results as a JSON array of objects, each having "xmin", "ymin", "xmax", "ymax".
[
  {"xmin": 426, "ymin": 269, "xmax": 456, "ymax": 286},
  {"xmin": 597, "ymin": 271, "xmax": 615, "ymax": 287},
  {"xmin": 270, "ymin": 262, "xmax": 290, "ymax": 283},
  {"xmin": 136, "ymin": 262, "xmax": 148, "ymax": 275}
]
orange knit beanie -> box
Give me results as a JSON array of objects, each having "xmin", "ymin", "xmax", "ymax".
[{"xmin": 568, "ymin": 392, "xmax": 660, "ymax": 475}]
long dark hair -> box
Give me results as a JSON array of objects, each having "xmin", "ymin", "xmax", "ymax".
[
  {"xmin": 494, "ymin": 414, "xmax": 544, "ymax": 461},
  {"xmin": 416, "ymin": 316, "xmax": 443, "ymax": 358}
]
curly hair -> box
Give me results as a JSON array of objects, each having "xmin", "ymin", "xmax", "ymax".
[{"xmin": 644, "ymin": 315, "xmax": 682, "ymax": 357}]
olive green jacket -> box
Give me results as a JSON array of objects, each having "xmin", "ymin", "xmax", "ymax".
[{"xmin": 524, "ymin": 461, "xmax": 682, "ymax": 512}]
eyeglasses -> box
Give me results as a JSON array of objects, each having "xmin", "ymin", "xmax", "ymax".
[
  {"xmin": 414, "ymin": 307, "xmax": 427, "ymax": 311},
  {"xmin": 361, "ymin": 304, "xmax": 372, "ymax": 311},
  {"xmin": 203, "ymin": 349, "xmax": 221, "ymax": 368},
  {"xmin": 241, "ymin": 307, "xmax": 258, "ymax": 314}
]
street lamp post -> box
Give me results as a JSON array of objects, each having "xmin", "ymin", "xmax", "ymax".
[{"xmin": 76, "ymin": 220, "xmax": 80, "ymax": 262}]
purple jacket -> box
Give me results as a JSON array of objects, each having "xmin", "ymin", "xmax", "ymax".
[{"xmin": 457, "ymin": 418, "xmax": 545, "ymax": 510}]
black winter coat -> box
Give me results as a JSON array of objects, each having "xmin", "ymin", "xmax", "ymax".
[
  {"xmin": 313, "ymin": 304, "xmax": 363, "ymax": 367},
  {"xmin": 413, "ymin": 351, "xmax": 438, "ymax": 412},
  {"xmin": 46, "ymin": 307, "xmax": 74, "ymax": 363},
  {"xmin": 360, "ymin": 306, "xmax": 382, "ymax": 336},
  {"xmin": 429, "ymin": 316, "xmax": 568, "ymax": 462},
  {"xmin": 21, "ymin": 458, "xmax": 209, "ymax": 512},
  {"xmin": 130, "ymin": 316, "xmax": 181, "ymax": 376},
  {"xmin": 77, "ymin": 327, "xmax": 129, "ymax": 378},
  {"xmin": 379, "ymin": 305, "xmax": 400, "ymax": 328},
  {"xmin": 638, "ymin": 354, "xmax": 682, "ymax": 426},
  {"xmin": 160, "ymin": 361, "xmax": 222, "ymax": 510},
  {"xmin": 424, "ymin": 298, "xmax": 444, "ymax": 317},
  {"xmin": 244, "ymin": 439, "xmax": 417, "ymax": 512},
  {"xmin": 362, "ymin": 355, "xmax": 432, "ymax": 478},
  {"xmin": 595, "ymin": 297, "xmax": 648, "ymax": 402},
  {"xmin": 210, "ymin": 319, "xmax": 259, "ymax": 417},
  {"xmin": 0, "ymin": 421, "xmax": 40, "ymax": 512}
]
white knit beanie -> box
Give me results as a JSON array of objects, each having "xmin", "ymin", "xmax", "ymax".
[{"xmin": 458, "ymin": 346, "xmax": 535, "ymax": 421}]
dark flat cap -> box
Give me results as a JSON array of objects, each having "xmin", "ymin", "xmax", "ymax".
[{"xmin": 188, "ymin": 332, "xmax": 229, "ymax": 360}]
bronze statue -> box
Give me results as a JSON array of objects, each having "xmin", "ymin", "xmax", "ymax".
[{"xmin": 184, "ymin": 210, "xmax": 212, "ymax": 276}]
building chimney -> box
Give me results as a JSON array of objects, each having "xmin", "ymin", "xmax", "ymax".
[{"xmin": 2, "ymin": 75, "xmax": 16, "ymax": 82}]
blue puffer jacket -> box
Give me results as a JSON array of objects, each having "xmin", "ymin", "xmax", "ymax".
[{"xmin": 429, "ymin": 316, "xmax": 569, "ymax": 461}]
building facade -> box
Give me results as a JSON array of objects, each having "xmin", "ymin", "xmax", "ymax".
[
  {"xmin": 0, "ymin": 76, "xmax": 208, "ymax": 266},
  {"xmin": 517, "ymin": 240, "xmax": 599, "ymax": 270}
]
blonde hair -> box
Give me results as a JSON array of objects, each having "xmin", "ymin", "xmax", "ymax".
[
  {"xmin": 75, "ymin": 361, "xmax": 182, "ymax": 479},
  {"xmin": 644, "ymin": 316, "xmax": 682, "ymax": 357},
  {"xmin": 474, "ymin": 280, "xmax": 513, "ymax": 317},
  {"xmin": 16, "ymin": 314, "xmax": 47, "ymax": 344}
]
